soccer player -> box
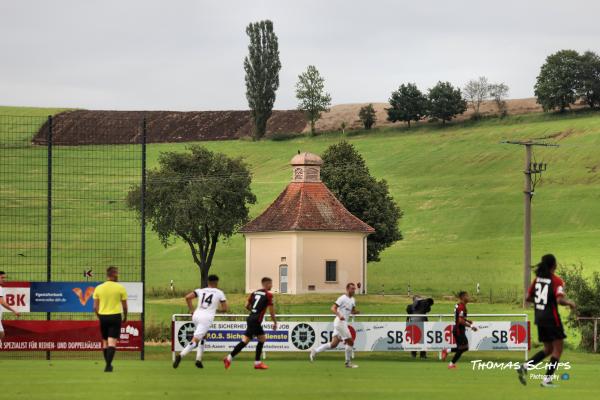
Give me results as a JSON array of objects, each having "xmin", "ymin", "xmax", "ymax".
[
  {"xmin": 441, "ymin": 290, "xmax": 477, "ymax": 369},
  {"xmin": 173, "ymin": 274, "xmax": 228, "ymax": 369},
  {"xmin": 223, "ymin": 277, "xmax": 277, "ymax": 370},
  {"xmin": 310, "ymin": 283, "xmax": 360, "ymax": 368},
  {"xmin": 93, "ymin": 266, "xmax": 128, "ymax": 372},
  {"xmin": 517, "ymin": 254, "xmax": 576, "ymax": 388},
  {"xmin": 0, "ymin": 271, "xmax": 20, "ymax": 341}
]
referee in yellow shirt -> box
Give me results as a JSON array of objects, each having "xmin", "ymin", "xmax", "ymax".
[{"xmin": 93, "ymin": 266, "xmax": 128, "ymax": 372}]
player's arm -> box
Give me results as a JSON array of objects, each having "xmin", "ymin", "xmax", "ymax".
[
  {"xmin": 558, "ymin": 296, "xmax": 576, "ymax": 310},
  {"xmin": 351, "ymin": 306, "xmax": 360, "ymax": 315},
  {"xmin": 331, "ymin": 303, "xmax": 344, "ymax": 320},
  {"xmin": 219, "ymin": 300, "xmax": 229, "ymax": 313},
  {"xmin": 121, "ymin": 299, "xmax": 128, "ymax": 323},
  {"xmin": 121, "ymin": 287, "xmax": 128, "ymax": 323},
  {"xmin": 245, "ymin": 294, "xmax": 252, "ymax": 311},
  {"xmin": 93, "ymin": 298, "xmax": 100, "ymax": 317},
  {"xmin": 555, "ymin": 281, "xmax": 576, "ymax": 310},
  {"xmin": 268, "ymin": 304, "xmax": 277, "ymax": 331},
  {"xmin": 525, "ymin": 282, "xmax": 535, "ymax": 303},
  {"xmin": 0, "ymin": 296, "xmax": 19, "ymax": 317},
  {"xmin": 184, "ymin": 291, "xmax": 196, "ymax": 314}
]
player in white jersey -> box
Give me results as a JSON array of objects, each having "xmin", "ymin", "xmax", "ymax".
[
  {"xmin": 0, "ymin": 271, "xmax": 21, "ymax": 341},
  {"xmin": 173, "ymin": 274, "xmax": 228, "ymax": 369},
  {"xmin": 310, "ymin": 283, "xmax": 360, "ymax": 368}
]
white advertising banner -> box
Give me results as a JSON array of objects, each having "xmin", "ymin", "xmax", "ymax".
[
  {"xmin": 172, "ymin": 320, "xmax": 529, "ymax": 352},
  {"xmin": 121, "ymin": 282, "xmax": 143, "ymax": 313}
]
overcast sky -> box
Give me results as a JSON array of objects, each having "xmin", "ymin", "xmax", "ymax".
[{"xmin": 1, "ymin": 0, "xmax": 599, "ymax": 111}]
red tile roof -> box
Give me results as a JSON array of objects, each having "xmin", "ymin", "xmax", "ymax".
[{"xmin": 240, "ymin": 182, "xmax": 375, "ymax": 233}]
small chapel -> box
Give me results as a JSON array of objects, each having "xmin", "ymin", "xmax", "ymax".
[{"xmin": 240, "ymin": 152, "xmax": 374, "ymax": 294}]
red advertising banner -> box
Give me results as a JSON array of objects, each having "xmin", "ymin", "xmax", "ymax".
[{"xmin": 0, "ymin": 320, "xmax": 142, "ymax": 351}]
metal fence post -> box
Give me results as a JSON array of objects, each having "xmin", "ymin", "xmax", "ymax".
[
  {"xmin": 46, "ymin": 115, "xmax": 53, "ymax": 361},
  {"xmin": 140, "ymin": 117, "xmax": 147, "ymax": 360},
  {"xmin": 594, "ymin": 319, "xmax": 598, "ymax": 353}
]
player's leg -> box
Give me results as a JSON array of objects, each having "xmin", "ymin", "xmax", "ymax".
[
  {"xmin": 224, "ymin": 335, "xmax": 251, "ymax": 369},
  {"xmin": 254, "ymin": 334, "xmax": 268, "ymax": 369},
  {"xmin": 313, "ymin": 335, "xmax": 340, "ymax": 358},
  {"xmin": 178, "ymin": 319, "xmax": 207, "ymax": 362},
  {"xmin": 104, "ymin": 315, "xmax": 121, "ymax": 372},
  {"xmin": 449, "ymin": 331, "xmax": 468, "ymax": 368},
  {"xmin": 195, "ymin": 339, "xmax": 206, "ymax": 368},
  {"xmin": 542, "ymin": 339, "xmax": 563, "ymax": 386},
  {"xmin": 344, "ymin": 338, "xmax": 357, "ymax": 368}
]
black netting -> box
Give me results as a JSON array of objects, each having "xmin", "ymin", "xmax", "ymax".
[{"xmin": 0, "ymin": 115, "xmax": 145, "ymax": 359}]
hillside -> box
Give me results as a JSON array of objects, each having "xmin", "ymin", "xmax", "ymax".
[
  {"xmin": 1, "ymin": 106, "xmax": 600, "ymax": 300},
  {"xmin": 10, "ymin": 98, "xmax": 576, "ymax": 144}
]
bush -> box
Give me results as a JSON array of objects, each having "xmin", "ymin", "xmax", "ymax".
[
  {"xmin": 358, "ymin": 104, "xmax": 377, "ymax": 129},
  {"xmin": 560, "ymin": 263, "xmax": 600, "ymax": 352}
]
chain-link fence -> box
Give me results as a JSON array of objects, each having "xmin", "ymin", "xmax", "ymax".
[{"xmin": 0, "ymin": 115, "xmax": 146, "ymax": 359}]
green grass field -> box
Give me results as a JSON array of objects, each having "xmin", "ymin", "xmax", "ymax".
[
  {"xmin": 2, "ymin": 349, "xmax": 598, "ymax": 399},
  {"xmin": 2, "ymin": 106, "xmax": 599, "ymax": 299}
]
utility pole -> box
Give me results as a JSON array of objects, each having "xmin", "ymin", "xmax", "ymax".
[{"xmin": 502, "ymin": 140, "xmax": 558, "ymax": 307}]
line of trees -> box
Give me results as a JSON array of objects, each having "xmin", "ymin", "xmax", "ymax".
[
  {"xmin": 535, "ymin": 49, "xmax": 600, "ymax": 112},
  {"xmin": 386, "ymin": 81, "xmax": 468, "ymax": 127}
]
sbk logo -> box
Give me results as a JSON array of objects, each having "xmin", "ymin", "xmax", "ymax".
[
  {"xmin": 444, "ymin": 325, "xmax": 456, "ymax": 345},
  {"xmin": 5, "ymin": 293, "xmax": 26, "ymax": 307},
  {"xmin": 509, "ymin": 323, "xmax": 527, "ymax": 344},
  {"xmin": 404, "ymin": 325, "xmax": 422, "ymax": 344}
]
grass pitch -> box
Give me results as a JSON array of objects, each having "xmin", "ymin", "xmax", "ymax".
[{"xmin": 2, "ymin": 350, "xmax": 598, "ymax": 399}]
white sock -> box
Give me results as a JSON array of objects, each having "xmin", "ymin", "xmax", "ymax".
[
  {"xmin": 315, "ymin": 343, "xmax": 331, "ymax": 354},
  {"xmin": 345, "ymin": 344, "xmax": 353, "ymax": 363},
  {"xmin": 196, "ymin": 341, "xmax": 205, "ymax": 361},
  {"xmin": 226, "ymin": 354, "xmax": 232, "ymax": 361},
  {"xmin": 180, "ymin": 341, "xmax": 197, "ymax": 357}
]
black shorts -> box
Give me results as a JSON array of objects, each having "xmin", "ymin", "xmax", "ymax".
[
  {"xmin": 244, "ymin": 316, "xmax": 265, "ymax": 338},
  {"xmin": 453, "ymin": 328, "xmax": 468, "ymax": 348},
  {"xmin": 99, "ymin": 314, "xmax": 122, "ymax": 340},
  {"xmin": 537, "ymin": 325, "xmax": 566, "ymax": 343}
]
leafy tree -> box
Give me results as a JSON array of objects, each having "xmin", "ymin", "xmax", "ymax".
[
  {"xmin": 244, "ymin": 20, "xmax": 281, "ymax": 140},
  {"xmin": 427, "ymin": 81, "xmax": 467, "ymax": 125},
  {"xmin": 386, "ymin": 83, "xmax": 428, "ymax": 128},
  {"xmin": 534, "ymin": 50, "xmax": 580, "ymax": 112},
  {"xmin": 296, "ymin": 65, "xmax": 332, "ymax": 135},
  {"xmin": 578, "ymin": 51, "xmax": 600, "ymax": 109},
  {"xmin": 127, "ymin": 146, "xmax": 256, "ymax": 287},
  {"xmin": 358, "ymin": 103, "xmax": 377, "ymax": 129},
  {"xmin": 321, "ymin": 141, "xmax": 403, "ymax": 262},
  {"xmin": 488, "ymin": 82, "xmax": 510, "ymax": 116},
  {"xmin": 560, "ymin": 264, "xmax": 600, "ymax": 352},
  {"xmin": 463, "ymin": 76, "xmax": 489, "ymax": 118}
]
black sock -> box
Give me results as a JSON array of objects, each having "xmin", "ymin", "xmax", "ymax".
[
  {"xmin": 255, "ymin": 341, "xmax": 264, "ymax": 362},
  {"xmin": 106, "ymin": 346, "xmax": 116, "ymax": 367},
  {"xmin": 545, "ymin": 356, "xmax": 559, "ymax": 378},
  {"xmin": 102, "ymin": 348, "xmax": 108, "ymax": 362},
  {"xmin": 526, "ymin": 350, "xmax": 547, "ymax": 369},
  {"xmin": 451, "ymin": 349, "xmax": 465, "ymax": 364},
  {"xmin": 230, "ymin": 341, "xmax": 247, "ymax": 358}
]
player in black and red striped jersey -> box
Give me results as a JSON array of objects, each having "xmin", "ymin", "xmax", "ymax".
[
  {"xmin": 517, "ymin": 254, "xmax": 576, "ymax": 388},
  {"xmin": 441, "ymin": 291, "xmax": 478, "ymax": 368},
  {"xmin": 224, "ymin": 277, "xmax": 277, "ymax": 370}
]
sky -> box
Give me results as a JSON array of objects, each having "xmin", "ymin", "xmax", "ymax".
[{"xmin": 1, "ymin": 0, "xmax": 599, "ymax": 111}]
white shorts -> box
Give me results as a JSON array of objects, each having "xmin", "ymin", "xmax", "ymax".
[
  {"xmin": 333, "ymin": 319, "xmax": 352, "ymax": 341},
  {"xmin": 0, "ymin": 319, "xmax": 3, "ymax": 332},
  {"xmin": 192, "ymin": 312, "xmax": 213, "ymax": 340}
]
